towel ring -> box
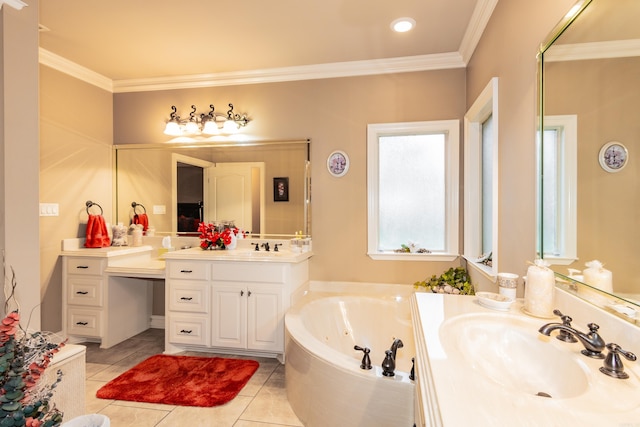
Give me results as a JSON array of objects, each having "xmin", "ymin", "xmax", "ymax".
[
  {"xmin": 85, "ymin": 200, "xmax": 103, "ymax": 215},
  {"xmin": 131, "ymin": 202, "xmax": 146, "ymax": 214}
]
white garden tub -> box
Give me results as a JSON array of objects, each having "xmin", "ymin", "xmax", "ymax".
[{"xmin": 285, "ymin": 287, "xmax": 415, "ymax": 427}]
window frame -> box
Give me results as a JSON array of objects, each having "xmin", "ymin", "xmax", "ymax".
[
  {"xmin": 367, "ymin": 120, "xmax": 460, "ymax": 261},
  {"xmin": 463, "ymin": 77, "xmax": 499, "ymax": 279},
  {"xmin": 538, "ymin": 114, "xmax": 578, "ymax": 265}
]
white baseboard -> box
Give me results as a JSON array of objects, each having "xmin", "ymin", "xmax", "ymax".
[{"xmin": 150, "ymin": 315, "xmax": 165, "ymax": 329}]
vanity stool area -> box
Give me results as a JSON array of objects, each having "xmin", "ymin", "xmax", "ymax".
[{"xmin": 61, "ymin": 238, "xmax": 311, "ymax": 362}]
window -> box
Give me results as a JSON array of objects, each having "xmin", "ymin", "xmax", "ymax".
[
  {"xmin": 464, "ymin": 78, "xmax": 498, "ymax": 277},
  {"xmin": 367, "ymin": 120, "xmax": 459, "ymax": 261},
  {"xmin": 538, "ymin": 115, "xmax": 577, "ymax": 264}
]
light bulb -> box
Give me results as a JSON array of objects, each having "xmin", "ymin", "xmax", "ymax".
[
  {"xmin": 163, "ymin": 121, "xmax": 182, "ymax": 136},
  {"xmin": 223, "ymin": 119, "xmax": 239, "ymax": 133},
  {"xmin": 202, "ymin": 120, "xmax": 219, "ymax": 135},
  {"xmin": 185, "ymin": 121, "xmax": 199, "ymax": 134}
]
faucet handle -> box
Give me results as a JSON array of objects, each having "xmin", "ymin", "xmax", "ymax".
[
  {"xmin": 600, "ymin": 343, "xmax": 637, "ymax": 379},
  {"xmin": 552, "ymin": 310, "xmax": 578, "ymax": 343},
  {"xmin": 354, "ymin": 345, "xmax": 372, "ymax": 370}
]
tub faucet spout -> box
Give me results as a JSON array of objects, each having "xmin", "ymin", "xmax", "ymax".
[
  {"xmin": 390, "ymin": 338, "xmax": 404, "ymax": 361},
  {"xmin": 538, "ymin": 322, "xmax": 605, "ymax": 359}
]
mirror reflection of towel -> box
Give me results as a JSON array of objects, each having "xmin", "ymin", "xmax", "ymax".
[
  {"xmin": 133, "ymin": 213, "xmax": 149, "ymax": 233},
  {"xmin": 85, "ymin": 214, "xmax": 111, "ymax": 248}
]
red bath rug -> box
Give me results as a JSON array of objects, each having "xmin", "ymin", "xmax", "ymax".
[{"xmin": 96, "ymin": 354, "xmax": 259, "ymax": 407}]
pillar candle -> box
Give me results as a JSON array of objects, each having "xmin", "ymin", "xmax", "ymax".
[
  {"xmin": 524, "ymin": 260, "xmax": 555, "ymax": 318},
  {"xmin": 583, "ymin": 260, "xmax": 613, "ymax": 293}
]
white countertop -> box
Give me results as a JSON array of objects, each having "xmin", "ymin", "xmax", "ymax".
[
  {"xmin": 411, "ymin": 292, "xmax": 640, "ymax": 426},
  {"xmin": 163, "ymin": 246, "xmax": 313, "ymax": 263}
]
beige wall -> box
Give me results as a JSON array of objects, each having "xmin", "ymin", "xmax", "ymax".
[
  {"xmin": 31, "ymin": 1, "xmax": 586, "ymax": 331},
  {"xmin": 40, "ymin": 66, "xmax": 113, "ymax": 330},
  {"xmin": 465, "ymin": 0, "xmax": 577, "ymax": 294},
  {"xmin": 114, "ymin": 71, "xmax": 467, "ymax": 285},
  {"xmin": 546, "ymin": 57, "xmax": 640, "ymax": 293}
]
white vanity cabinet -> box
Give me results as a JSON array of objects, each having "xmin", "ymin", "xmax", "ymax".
[
  {"xmin": 61, "ymin": 241, "xmax": 163, "ymax": 349},
  {"xmin": 164, "ymin": 248, "xmax": 310, "ymax": 360},
  {"xmin": 64, "ymin": 257, "xmax": 106, "ymax": 338}
]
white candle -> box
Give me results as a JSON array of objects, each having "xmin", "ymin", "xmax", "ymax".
[
  {"xmin": 524, "ymin": 260, "xmax": 555, "ymax": 318},
  {"xmin": 583, "ymin": 260, "xmax": 613, "ymax": 293}
]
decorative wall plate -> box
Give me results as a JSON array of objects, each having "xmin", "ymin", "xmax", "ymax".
[
  {"xmin": 327, "ymin": 150, "xmax": 350, "ymax": 177},
  {"xmin": 599, "ymin": 141, "xmax": 628, "ymax": 173}
]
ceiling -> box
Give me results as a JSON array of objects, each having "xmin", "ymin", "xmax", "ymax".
[{"xmin": 38, "ymin": 0, "xmax": 495, "ymax": 92}]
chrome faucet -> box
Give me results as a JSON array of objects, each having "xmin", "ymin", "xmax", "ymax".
[
  {"xmin": 390, "ymin": 338, "xmax": 404, "ymax": 361},
  {"xmin": 538, "ymin": 321, "xmax": 606, "ymax": 359}
]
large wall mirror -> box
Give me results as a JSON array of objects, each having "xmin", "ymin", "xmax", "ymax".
[
  {"xmin": 538, "ymin": 0, "xmax": 640, "ymax": 308},
  {"xmin": 114, "ymin": 140, "xmax": 311, "ymax": 237}
]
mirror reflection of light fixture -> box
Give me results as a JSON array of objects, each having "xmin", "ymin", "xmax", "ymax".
[{"xmin": 163, "ymin": 103, "xmax": 250, "ymax": 136}]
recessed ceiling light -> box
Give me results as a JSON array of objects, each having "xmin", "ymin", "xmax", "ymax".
[{"xmin": 391, "ymin": 17, "xmax": 416, "ymax": 33}]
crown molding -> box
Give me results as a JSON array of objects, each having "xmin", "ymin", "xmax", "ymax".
[
  {"xmin": 38, "ymin": 48, "xmax": 464, "ymax": 94},
  {"xmin": 112, "ymin": 53, "xmax": 465, "ymax": 93},
  {"xmin": 39, "ymin": 48, "xmax": 113, "ymax": 92},
  {"xmin": 459, "ymin": 0, "xmax": 499, "ymax": 64},
  {"xmin": 544, "ymin": 39, "xmax": 640, "ymax": 62}
]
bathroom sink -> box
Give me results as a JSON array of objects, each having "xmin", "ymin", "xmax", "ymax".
[{"xmin": 439, "ymin": 313, "xmax": 589, "ymax": 399}]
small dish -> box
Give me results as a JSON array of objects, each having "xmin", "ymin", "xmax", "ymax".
[{"xmin": 476, "ymin": 292, "xmax": 514, "ymax": 311}]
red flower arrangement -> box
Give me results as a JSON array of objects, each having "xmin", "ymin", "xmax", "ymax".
[
  {"xmin": 197, "ymin": 222, "xmax": 240, "ymax": 250},
  {"xmin": 0, "ymin": 271, "xmax": 65, "ymax": 427}
]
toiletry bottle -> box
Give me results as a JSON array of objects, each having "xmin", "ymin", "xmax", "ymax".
[{"xmin": 524, "ymin": 259, "xmax": 555, "ymax": 318}]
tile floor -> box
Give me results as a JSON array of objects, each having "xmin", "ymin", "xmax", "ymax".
[{"xmin": 81, "ymin": 328, "xmax": 303, "ymax": 427}]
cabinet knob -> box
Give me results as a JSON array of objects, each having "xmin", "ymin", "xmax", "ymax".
[
  {"xmin": 180, "ymin": 329, "xmax": 192, "ymax": 334},
  {"xmin": 76, "ymin": 321, "xmax": 88, "ymax": 326},
  {"xmin": 76, "ymin": 266, "xmax": 89, "ymax": 269},
  {"xmin": 180, "ymin": 297, "xmax": 193, "ymax": 301},
  {"xmin": 76, "ymin": 291, "xmax": 89, "ymax": 295},
  {"xmin": 240, "ymin": 290, "xmax": 244, "ymax": 296},
  {"xmin": 180, "ymin": 269, "xmax": 193, "ymax": 273},
  {"xmin": 248, "ymin": 290, "xmax": 252, "ymax": 297}
]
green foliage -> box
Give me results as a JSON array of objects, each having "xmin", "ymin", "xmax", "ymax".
[{"xmin": 414, "ymin": 267, "xmax": 474, "ymax": 295}]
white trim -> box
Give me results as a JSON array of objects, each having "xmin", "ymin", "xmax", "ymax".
[
  {"xmin": 0, "ymin": 0, "xmax": 27, "ymax": 10},
  {"xmin": 39, "ymin": 48, "xmax": 113, "ymax": 92},
  {"xmin": 112, "ymin": 53, "xmax": 465, "ymax": 93},
  {"xmin": 545, "ymin": 39, "xmax": 640, "ymax": 62},
  {"xmin": 366, "ymin": 120, "xmax": 460, "ymax": 261},
  {"xmin": 464, "ymin": 77, "xmax": 499, "ymax": 276},
  {"xmin": 459, "ymin": 0, "xmax": 499, "ymax": 64}
]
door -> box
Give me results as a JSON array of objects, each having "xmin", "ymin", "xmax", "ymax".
[{"xmin": 207, "ymin": 162, "xmax": 264, "ymax": 232}]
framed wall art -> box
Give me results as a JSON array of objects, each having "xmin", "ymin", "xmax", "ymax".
[{"xmin": 273, "ymin": 177, "xmax": 289, "ymax": 202}]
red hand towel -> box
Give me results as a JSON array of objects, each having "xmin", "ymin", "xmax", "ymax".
[
  {"xmin": 133, "ymin": 213, "xmax": 149, "ymax": 232},
  {"xmin": 85, "ymin": 214, "xmax": 111, "ymax": 248}
]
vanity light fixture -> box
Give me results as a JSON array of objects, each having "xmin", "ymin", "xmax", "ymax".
[
  {"xmin": 391, "ymin": 17, "xmax": 416, "ymax": 33},
  {"xmin": 163, "ymin": 103, "xmax": 250, "ymax": 136}
]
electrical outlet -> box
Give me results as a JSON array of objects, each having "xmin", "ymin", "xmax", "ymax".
[
  {"xmin": 153, "ymin": 205, "xmax": 166, "ymax": 214},
  {"xmin": 40, "ymin": 203, "xmax": 59, "ymax": 217}
]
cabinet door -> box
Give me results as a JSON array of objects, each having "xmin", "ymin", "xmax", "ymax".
[
  {"xmin": 211, "ymin": 283, "xmax": 247, "ymax": 349},
  {"xmin": 247, "ymin": 284, "xmax": 283, "ymax": 352}
]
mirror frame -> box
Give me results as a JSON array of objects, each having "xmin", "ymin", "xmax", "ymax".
[
  {"xmin": 113, "ymin": 139, "xmax": 311, "ymax": 238},
  {"xmin": 537, "ymin": 0, "xmax": 640, "ymax": 322}
]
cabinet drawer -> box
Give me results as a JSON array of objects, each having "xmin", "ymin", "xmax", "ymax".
[
  {"xmin": 66, "ymin": 258, "xmax": 105, "ymax": 276},
  {"xmin": 168, "ymin": 315, "xmax": 210, "ymax": 346},
  {"xmin": 67, "ymin": 309, "xmax": 101, "ymax": 337},
  {"xmin": 169, "ymin": 282, "xmax": 210, "ymax": 313},
  {"xmin": 213, "ymin": 262, "xmax": 286, "ymax": 283},
  {"xmin": 168, "ymin": 261, "xmax": 210, "ymax": 281},
  {"xmin": 67, "ymin": 278, "xmax": 103, "ymax": 307}
]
